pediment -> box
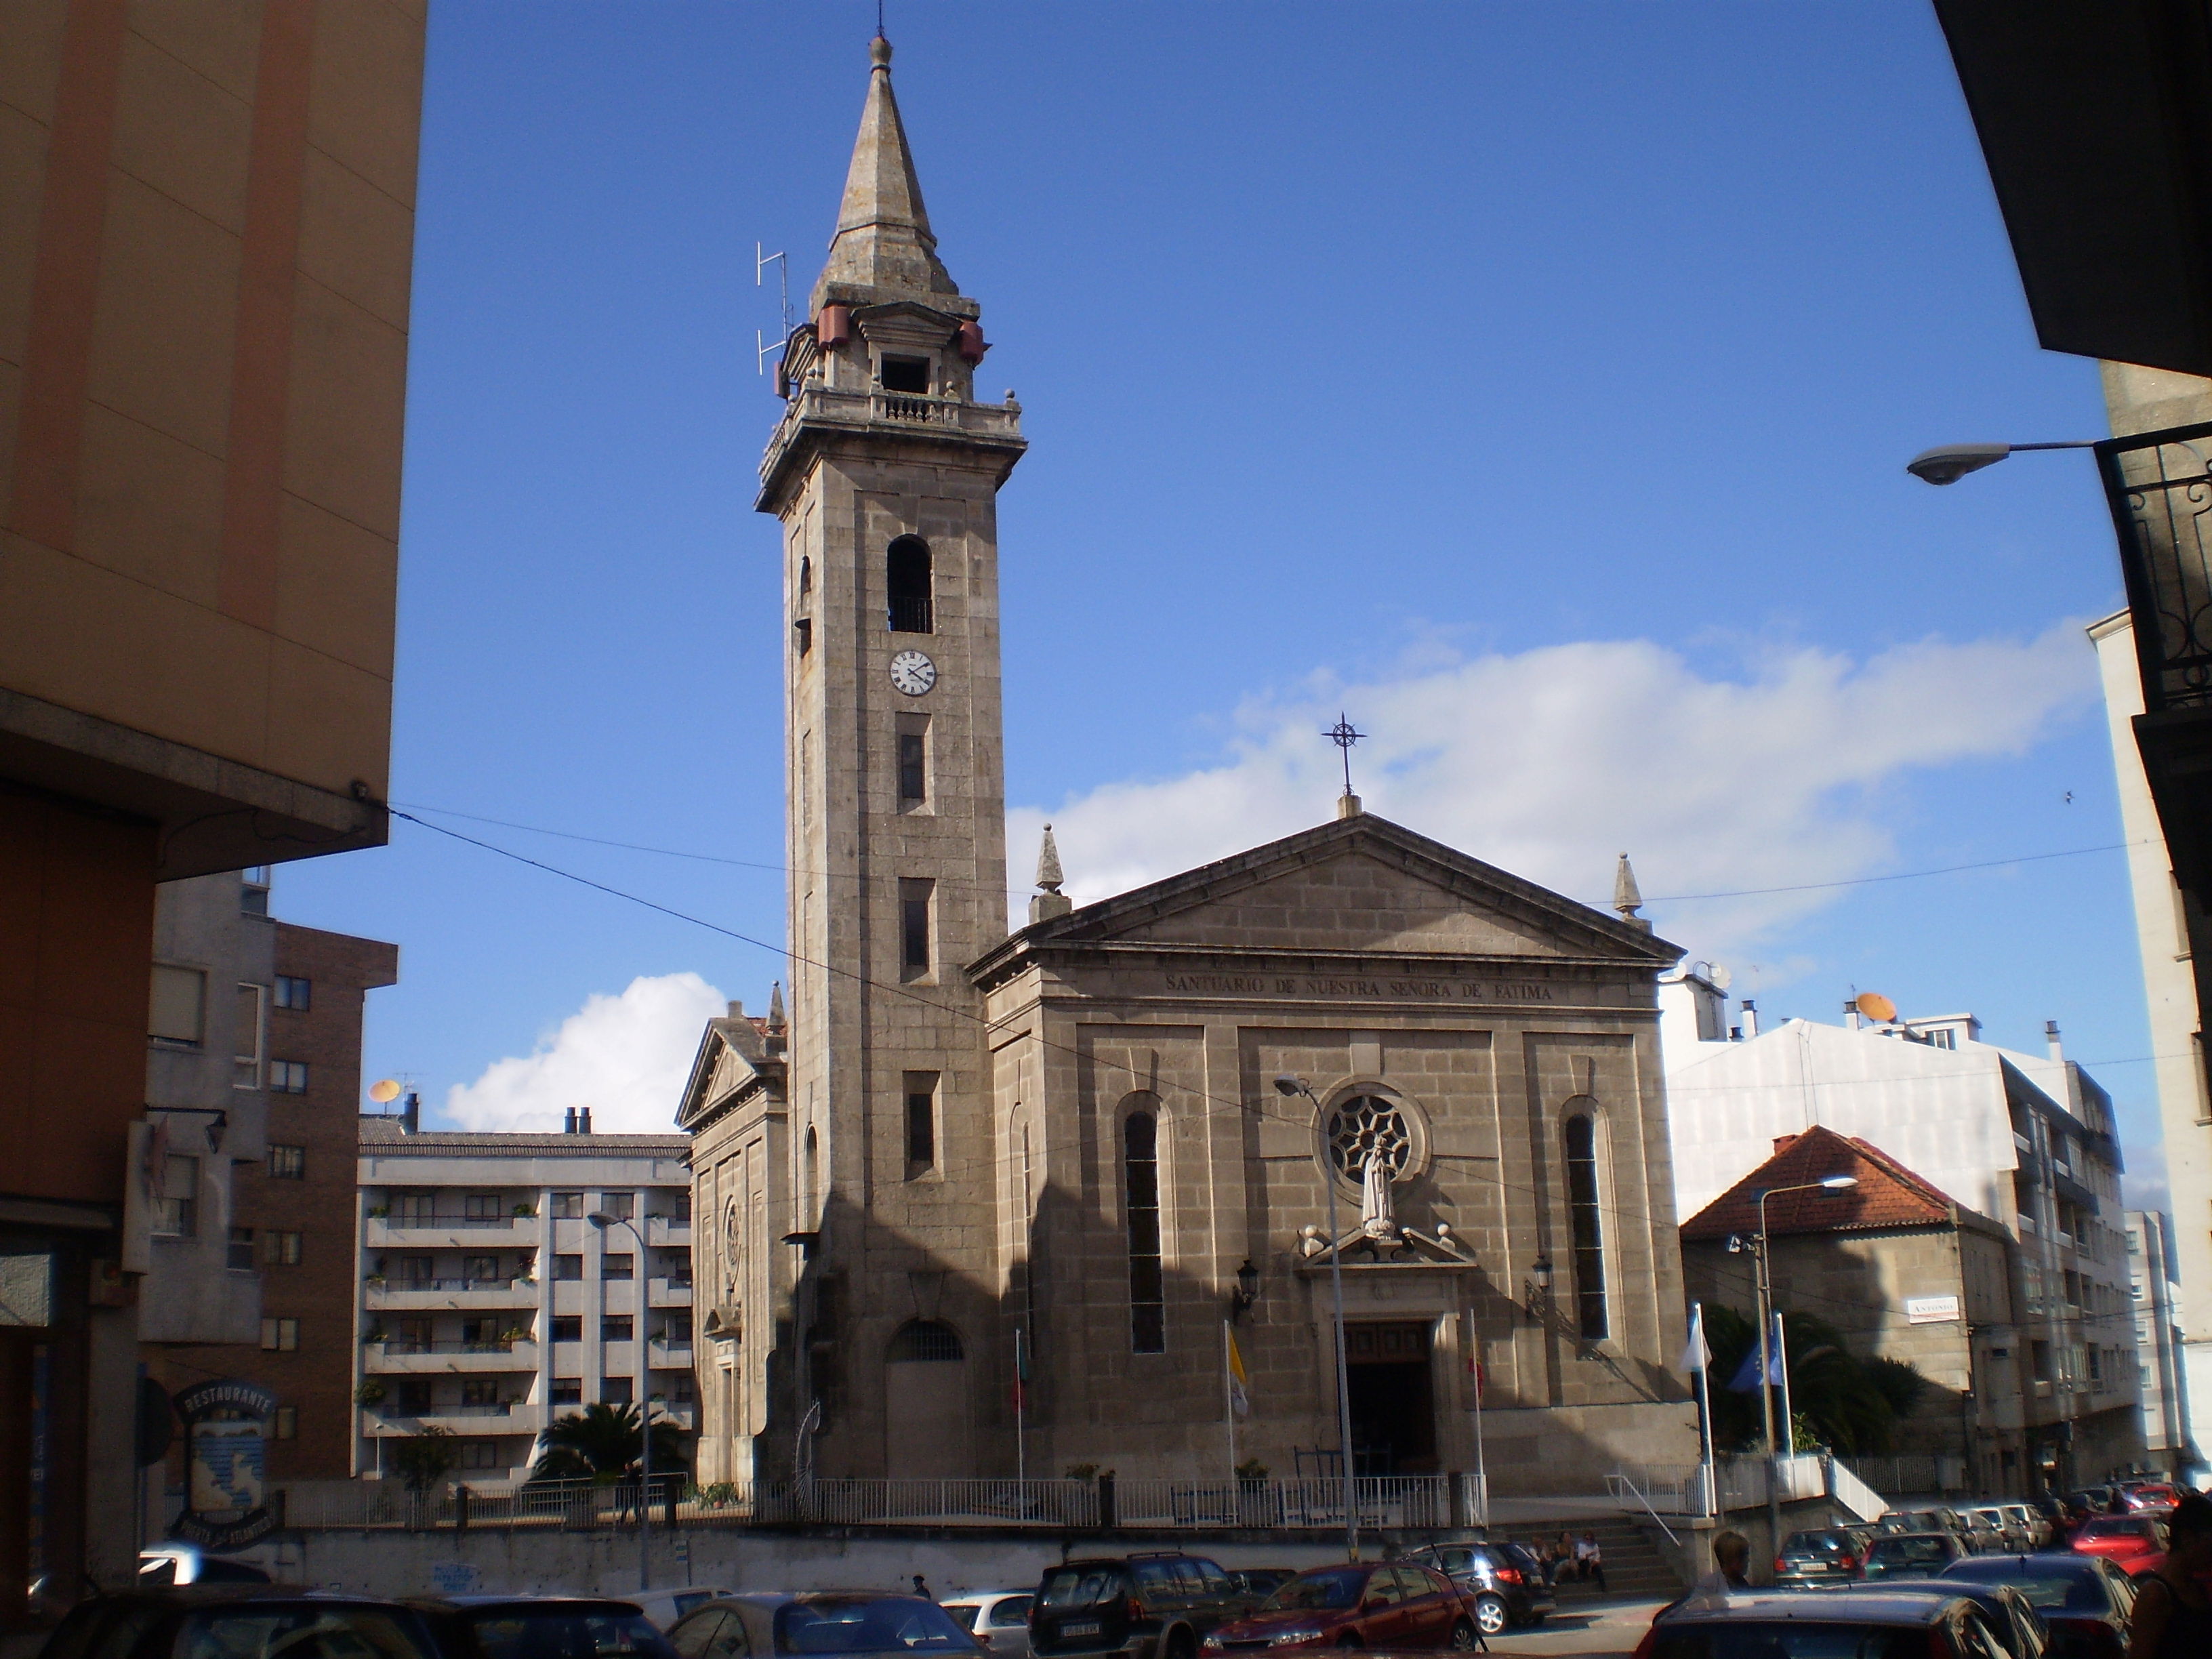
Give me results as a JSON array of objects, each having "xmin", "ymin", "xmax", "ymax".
[
  {"xmin": 676, "ymin": 1021, "xmax": 781, "ymax": 1132},
  {"xmin": 982, "ymin": 815, "xmax": 1677, "ymax": 969}
]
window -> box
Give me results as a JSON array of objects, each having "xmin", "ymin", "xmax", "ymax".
[
  {"xmin": 602, "ymin": 1253, "xmax": 634, "ymax": 1281},
  {"xmin": 261, "ymin": 1317, "xmax": 299, "ymax": 1352},
  {"xmin": 1126, "ymin": 1110, "xmax": 1165, "ymax": 1353},
  {"xmin": 460, "ymin": 1378, "xmax": 500, "ymax": 1408},
  {"xmin": 464, "ymin": 1193, "xmax": 502, "ymax": 1221},
  {"xmin": 794, "ymin": 617, "xmax": 812, "ymax": 657},
  {"xmin": 803, "ymin": 1126, "xmax": 819, "ymax": 1226},
  {"xmin": 150, "ymin": 964, "xmax": 207, "ymax": 1045},
  {"xmin": 394, "ymin": 1191, "xmax": 435, "ymax": 1225},
  {"xmin": 897, "ymin": 723, "xmax": 927, "ymax": 805},
  {"xmin": 600, "ymin": 1192, "xmax": 636, "ymax": 1221},
  {"xmin": 887, "ymin": 1319, "xmax": 964, "ymax": 1362},
  {"xmin": 905, "ymin": 1073, "xmax": 937, "ymax": 1173},
  {"xmin": 601, "ymin": 1376, "xmax": 634, "ymax": 1405},
  {"xmin": 226, "ymin": 1227, "xmax": 254, "ymax": 1271},
  {"xmin": 552, "ymin": 1192, "xmax": 584, "ymax": 1220},
  {"xmin": 271, "ymin": 1406, "xmax": 297, "ymax": 1441},
  {"xmin": 602, "ymin": 1316, "xmax": 634, "ymax": 1343},
  {"xmin": 273, "ymin": 975, "xmax": 311, "ymax": 1011},
  {"xmin": 269, "ymin": 1060, "xmax": 308, "ymax": 1094},
  {"xmin": 1563, "ymin": 1113, "xmax": 1608, "ymax": 1340},
  {"xmin": 668, "ymin": 1372, "xmax": 697, "ymax": 1404},
  {"xmin": 460, "ymin": 1317, "xmax": 501, "ymax": 1347},
  {"xmin": 658, "ymin": 1311, "xmax": 693, "ymax": 1344},
  {"xmin": 900, "ymin": 878, "xmax": 933, "ymax": 975},
  {"xmin": 240, "ymin": 867, "xmax": 270, "ymax": 916},
  {"xmin": 268, "ymin": 1144, "xmax": 304, "ymax": 1180},
  {"xmin": 551, "ymin": 1378, "xmax": 583, "ymax": 1406},
  {"xmin": 394, "ymin": 1255, "xmax": 433, "ymax": 1285},
  {"xmin": 460, "ymin": 1440, "xmax": 501, "ymax": 1471},
  {"xmin": 154, "ymin": 1154, "xmax": 199, "ymax": 1237},
  {"xmin": 263, "ymin": 1230, "xmax": 302, "ymax": 1267},
  {"xmin": 880, "ymin": 354, "xmax": 930, "ymax": 394},
  {"xmin": 392, "ymin": 1379, "xmax": 431, "ymax": 1414},
  {"xmin": 550, "ymin": 1315, "xmax": 582, "ymax": 1343},
  {"xmin": 462, "ymin": 1254, "xmax": 500, "ymax": 1285},
  {"xmin": 886, "ymin": 536, "xmax": 933, "ymax": 633},
  {"xmin": 553, "ymin": 1254, "xmax": 583, "ymax": 1281},
  {"xmin": 233, "ymin": 983, "xmax": 265, "ymax": 1088}
]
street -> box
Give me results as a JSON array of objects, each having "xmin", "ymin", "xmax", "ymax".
[{"xmin": 1483, "ymin": 1598, "xmax": 1667, "ymax": 1659}]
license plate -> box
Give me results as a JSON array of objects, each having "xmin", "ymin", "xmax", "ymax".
[{"xmin": 1062, "ymin": 1624, "xmax": 1101, "ymax": 1638}]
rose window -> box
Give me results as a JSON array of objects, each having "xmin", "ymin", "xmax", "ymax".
[{"xmin": 1326, "ymin": 1095, "xmax": 1411, "ymax": 1181}]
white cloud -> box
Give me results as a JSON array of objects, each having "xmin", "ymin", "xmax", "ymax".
[
  {"xmin": 1010, "ymin": 626, "xmax": 2097, "ymax": 970},
  {"xmin": 444, "ymin": 972, "xmax": 727, "ymax": 1134}
]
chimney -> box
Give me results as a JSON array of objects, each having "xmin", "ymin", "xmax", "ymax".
[
  {"xmin": 563, "ymin": 1107, "xmax": 577, "ymax": 1134},
  {"xmin": 1772, "ymin": 1132, "xmax": 1801, "ymax": 1155},
  {"xmin": 1740, "ymin": 1000, "xmax": 1759, "ymax": 1039},
  {"xmin": 2045, "ymin": 1019, "xmax": 2063, "ymax": 1061},
  {"xmin": 577, "ymin": 1106, "xmax": 593, "ymax": 1135},
  {"xmin": 1843, "ymin": 1000, "xmax": 1861, "ymax": 1030},
  {"xmin": 401, "ymin": 1090, "xmax": 420, "ymax": 1136}
]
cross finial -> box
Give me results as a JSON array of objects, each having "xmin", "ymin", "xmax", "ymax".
[{"xmin": 1324, "ymin": 712, "xmax": 1366, "ymax": 817}]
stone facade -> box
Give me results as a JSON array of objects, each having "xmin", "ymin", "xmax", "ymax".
[{"xmin": 682, "ymin": 39, "xmax": 1700, "ymax": 1496}]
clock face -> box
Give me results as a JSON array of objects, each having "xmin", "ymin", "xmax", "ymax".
[{"xmin": 890, "ymin": 649, "xmax": 937, "ymax": 696}]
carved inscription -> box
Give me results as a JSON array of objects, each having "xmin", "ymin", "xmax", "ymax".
[{"xmin": 1158, "ymin": 972, "xmax": 1557, "ymax": 1002}]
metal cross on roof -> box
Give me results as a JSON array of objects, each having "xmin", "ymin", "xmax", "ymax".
[{"xmin": 1324, "ymin": 712, "xmax": 1366, "ymax": 797}]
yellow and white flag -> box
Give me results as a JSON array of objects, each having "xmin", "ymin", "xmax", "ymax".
[{"xmin": 1226, "ymin": 1328, "xmax": 1252, "ymax": 1418}]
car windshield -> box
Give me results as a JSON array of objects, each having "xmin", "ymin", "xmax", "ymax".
[
  {"xmin": 1870, "ymin": 1538, "xmax": 1951, "ymax": 1565},
  {"xmin": 774, "ymin": 1600, "xmax": 979, "ymax": 1655},
  {"xmin": 1499, "ymin": 1545, "xmax": 1542, "ymax": 1575},
  {"xmin": 1653, "ymin": 1626, "xmax": 1928, "ymax": 1659},
  {"xmin": 1940, "ymin": 1563, "xmax": 2110, "ymax": 1612},
  {"xmin": 2079, "ymin": 1519, "xmax": 2149, "ymax": 1540},
  {"xmin": 1039, "ymin": 1571, "xmax": 1125, "ymax": 1611},
  {"xmin": 464, "ymin": 1612, "xmax": 676, "ymax": 1659},
  {"xmin": 1263, "ymin": 1571, "xmax": 1368, "ymax": 1612},
  {"xmin": 1782, "ymin": 1534, "xmax": 1845, "ymax": 1555},
  {"xmin": 175, "ymin": 1609, "xmax": 434, "ymax": 1659}
]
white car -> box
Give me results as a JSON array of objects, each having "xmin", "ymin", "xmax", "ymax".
[
  {"xmin": 941, "ymin": 1591, "xmax": 1034, "ymax": 1659},
  {"xmin": 137, "ymin": 1545, "xmax": 270, "ymax": 1585},
  {"xmin": 632, "ymin": 1588, "xmax": 739, "ymax": 1631}
]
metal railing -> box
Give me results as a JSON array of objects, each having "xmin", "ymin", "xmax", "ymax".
[
  {"xmin": 370, "ymin": 1277, "xmax": 531, "ymax": 1293},
  {"xmin": 1603, "ymin": 1470, "xmax": 1681, "ymax": 1545},
  {"xmin": 371, "ymin": 1339, "xmax": 533, "ymax": 1355},
  {"xmin": 375, "ymin": 1214, "xmax": 525, "ymax": 1229},
  {"xmin": 2101, "ymin": 419, "xmax": 2212, "ymax": 710}
]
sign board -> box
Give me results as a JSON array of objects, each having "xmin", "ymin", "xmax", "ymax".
[
  {"xmin": 171, "ymin": 1379, "xmax": 277, "ymax": 1550},
  {"xmin": 1906, "ymin": 1295, "xmax": 1961, "ymax": 1325}
]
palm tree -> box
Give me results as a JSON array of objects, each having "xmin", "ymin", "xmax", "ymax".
[
  {"xmin": 1700, "ymin": 1304, "xmax": 1930, "ymax": 1456},
  {"xmin": 529, "ymin": 1400, "xmax": 686, "ymax": 1483}
]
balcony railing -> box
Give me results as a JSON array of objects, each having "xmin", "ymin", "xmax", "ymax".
[
  {"xmin": 374, "ymin": 1278, "xmax": 527, "ymax": 1293},
  {"xmin": 2102, "ymin": 421, "xmax": 2212, "ymax": 711},
  {"xmin": 371, "ymin": 1340, "xmax": 533, "ymax": 1355}
]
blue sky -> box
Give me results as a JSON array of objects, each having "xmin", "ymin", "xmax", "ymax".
[{"xmin": 276, "ymin": 4, "xmax": 2166, "ymax": 1191}]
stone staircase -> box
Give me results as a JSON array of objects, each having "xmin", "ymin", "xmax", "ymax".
[{"xmin": 1485, "ymin": 1515, "xmax": 1686, "ymax": 1600}]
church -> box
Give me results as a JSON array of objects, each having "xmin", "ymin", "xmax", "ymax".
[{"xmin": 678, "ymin": 38, "xmax": 1701, "ymax": 1496}]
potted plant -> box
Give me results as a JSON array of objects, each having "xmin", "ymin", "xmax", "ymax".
[
  {"xmin": 512, "ymin": 1202, "xmax": 536, "ymax": 1218},
  {"xmin": 354, "ymin": 1379, "xmax": 388, "ymax": 1407},
  {"xmin": 366, "ymin": 1204, "xmax": 390, "ymax": 1218}
]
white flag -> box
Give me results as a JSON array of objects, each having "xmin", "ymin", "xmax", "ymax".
[{"xmin": 1678, "ymin": 1303, "xmax": 1711, "ymax": 1373}]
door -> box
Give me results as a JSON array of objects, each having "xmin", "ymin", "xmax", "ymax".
[
  {"xmin": 1345, "ymin": 1323, "xmax": 1436, "ymax": 1474},
  {"xmin": 1391, "ymin": 1568, "xmax": 1453, "ymax": 1647},
  {"xmin": 1355, "ymin": 1568, "xmax": 1408, "ymax": 1647},
  {"xmin": 883, "ymin": 1320, "xmax": 970, "ymax": 1477}
]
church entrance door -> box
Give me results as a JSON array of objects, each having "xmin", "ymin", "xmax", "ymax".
[{"xmin": 1345, "ymin": 1322, "xmax": 1435, "ymax": 1475}]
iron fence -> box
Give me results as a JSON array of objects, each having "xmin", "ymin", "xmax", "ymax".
[{"xmin": 2099, "ymin": 420, "xmax": 2212, "ymax": 710}]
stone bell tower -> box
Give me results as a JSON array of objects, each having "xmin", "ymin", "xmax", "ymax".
[{"xmin": 756, "ymin": 35, "xmax": 1025, "ymax": 1475}]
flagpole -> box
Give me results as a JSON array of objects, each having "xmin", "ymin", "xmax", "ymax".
[
  {"xmin": 1692, "ymin": 1302, "xmax": 1715, "ymax": 1519},
  {"xmin": 1467, "ymin": 1309, "xmax": 1487, "ymax": 1530},
  {"xmin": 1015, "ymin": 1326, "xmax": 1027, "ymax": 1485},
  {"xmin": 1223, "ymin": 1321, "xmax": 1237, "ymax": 1479}
]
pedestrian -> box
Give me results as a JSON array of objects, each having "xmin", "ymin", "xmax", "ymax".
[
  {"xmin": 2127, "ymin": 1492, "xmax": 2212, "ymax": 1658},
  {"xmin": 1578, "ymin": 1532, "xmax": 1605, "ymax": 1591},
  {"xmin": 913, "ymin": 1576, "xmax": 933, "ymax": 1601},
  {"xmin": 1692, "ymin": 1531, "xmax": 1753, "ymax": 1596}
]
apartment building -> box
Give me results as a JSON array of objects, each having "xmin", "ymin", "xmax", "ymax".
[
  {"xmin": 356, "ymin": 1118, "xmax": 695, "ymax": 1487},
  {"xmin": 2129, "ymin": 1210, "xmax": 2196, "ymax": 1475}
]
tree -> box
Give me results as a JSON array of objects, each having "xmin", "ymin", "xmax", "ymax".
[
  {"xmin": 529, "ymin": 1401, "xmax": 687, "ymax": 1483},
  {"xmin": 1698, "ymin": 1303, "xmax": 1931, "ymax": 1456},
  {"xmin": 391, "ymin": 1425, "xmax": 457, "ymax": 1493}
]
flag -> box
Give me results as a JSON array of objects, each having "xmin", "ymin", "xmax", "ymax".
[
  {"xmin": 1226, "ymin": 1328, "xmax": 1251, "ymax": 1418},
  {"xmin": 1727, "ymin": 1315, "xmax": 1786, "ymax": 1391},
  {"xmin": 1679, "ymin": 1304, "xmax": 1711, "ymax": 1374}
]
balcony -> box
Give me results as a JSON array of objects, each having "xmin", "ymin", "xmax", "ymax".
[
  {"xmin": 760, "ymin": 385, "xmax": 1025, "ymax": 502},
  {"xmin": 645, "ymin": 1216, "xmax": 692, "ymax": 1246},
  {"xmin": 364, "ymin": 1401, "xmax": 546, "ymax": 1437},
  {"xmin": 366, "ymin": 1214, "xmax": 531, "ymax": 1249},
  {"xmin": 648, "ymin": 1340, "xmax": 693, "ymax": 1368},
  {"xmin": 648, "ymin": 1277, "xmax": 692, "ymax": 1308},
  {"xmin": 367, "ymin": 1277, "xmax": 538, "ymax": 1311},
  {"xmin": 365, "ymin": 1340, "xmax": 539, "ymax": 1375}
]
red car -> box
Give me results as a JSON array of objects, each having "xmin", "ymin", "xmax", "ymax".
[
  {"xmin": 2070, "ymin": 1513, "xmax": 2170, "ymax": 1576},
  {"xmin": 1199, "ymin": 1565, "xmax": 1481, "ymax": 1653},
  {"xmin": 2124, "ymin": 1483, "xmax": 2182, "ymax": 1512}
]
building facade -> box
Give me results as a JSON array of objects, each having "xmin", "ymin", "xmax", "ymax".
[
  {"xmin": 684, "ymin": 39, "xmax": 1703, "ymax": 1497},
  {"xmin": 356, "ymin": 1122, "xmax": 695, "ymax": 1488},
  {"xmin": 2129, "ymin": 1209, "xmax": 2195, "ymax": 1473},
  {"xmin": 0, "ymin": 0, "xmax": 423, "ymax": 1613}
]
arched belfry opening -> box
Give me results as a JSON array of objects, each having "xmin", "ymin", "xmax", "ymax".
[
  {"xmin": 886, "ymin": 537, "xmax": 932, "ymax": 633},
  {"xmin": 883, "ymin": 1318, "xmax": 969, "ymax": 1475}
]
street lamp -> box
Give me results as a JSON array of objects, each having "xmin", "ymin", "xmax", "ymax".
[
  {"xmin": 1748, "ymin": 1175, "xmax": 1858, "ymax": 1574},
  {"xmin": 1904, "ymin": 440, "xmax": 2095, "ymax": 485},
  {"xmin": 588, "ymin": 1210, "xmax": 654, "ymax": 1591},
  {"xmin": 1274, "ymin": 1075, "xmax": 1360, "ymax": 1561},
  {"xmin": 1525, "ymin": 1257, "xmax": 1554, "ymax": 1324},
  {"xmin": 1231, "ymin": 1257, "xmax": 1261, "ymax": 1322}
]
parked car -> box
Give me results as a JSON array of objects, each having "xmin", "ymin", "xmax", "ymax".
[
  {"xmin": 1940, "ymin": 1555, "xmax": 2139, "ymax": 1659},
  {"xmin": 669, "ymin": 1594, "xmax": 981, "ymax": 1659},
  {"xmin": 1843, "ymin": 1582, "xmax": 2049, "ymax": 1659},
  {"xmin": 634, "ymin": 1591, "xmax": 738, "ymax": 1633},
  {"xmin": 1223, "ymin": 1573, "xmax": 1297, "ymax": 1602},
  {"xmin": 942, "ymin": 1593, "xmax": 1036, "ymax": 1659},
  {"xmin": 2002, "ymin": 1506, "xmax": 2051, "ymax": 1551},
  {"xmin": 2067, "ymin": 1514, "xmax": 2169, "ymax": 1577},
  {"xmin": 416, "ymin": 1597, "xmax": 681, "ymax": 1659},
  {"xmin": 1031, "ymin": 1555, "xmax": 1256, "ymax": 1659},
  {"xmin": 135, "ymin": 1547, "xmax": 271, "ymax": 1586},
  {"xmin": 2121, "ymin": 1483, "xmax": 2181, "ymax": 1513},
  {"xmin": 1967, "ymin": 1508, "xmax": 2031, "ymax": 1554},
  {"xmin": 1199, "ymin": 1564, "xmax": 1480, "ymax": 1653},
  {"xmin": 1398, "ymin": 1541, "xmax": 1555, "ymax": 1634},
  {"xmin": 1861, "ymin": 1532, "xmax": 1970, "ymax": 1580},
  {"xmin": 1631, "ymin": 1589, "xmax": 2022, "ymax": 1659},
  {"xmin": 1771, "ymin": 1529, "xmax": 1867, "ymax": 1589},
  {"xmin": 38, "ymin": 1587, "xmax": 444, "ymax": 1659}
]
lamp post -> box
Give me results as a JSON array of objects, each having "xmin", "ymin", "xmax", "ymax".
[
  {"xmin": 1749, "ymin": 1176, "xmax": 1858, "ymax": 1575},
  {"xmin": 1904, "ymin": 440, "xmax": 2095, "ymax": 486},
  {"xmin": 1274, "ymin": 1076, "xmax": 1359, "ymax": 1561},
  {"xmin": 589, "ymin": 1210, "xmax": 653, "ymax": 1591}
]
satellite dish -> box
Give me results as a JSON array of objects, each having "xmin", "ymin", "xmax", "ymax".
[
  {"xmin": 1854, "ymin": 991, "xmax": 1898, "ymax": 1023},
  {"xmin": 368, "ymin": 1079, "xmax": 402, "ymax": 1104},
  {"xmin": 1709, "ymin": 963, "xmax": 1733, "ymax": 991}
]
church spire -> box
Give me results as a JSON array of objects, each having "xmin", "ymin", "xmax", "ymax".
[{"xmin": 814, "ymin": 36, "xmax": 960, "ymax": 308}]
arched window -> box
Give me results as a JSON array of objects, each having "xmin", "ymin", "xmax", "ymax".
[
  {"xmin": 887, "ymin": 537, "xmax": 933, "ymax": 634},
  {"xmin": 802, "ymin": 1125, "xmax": 819, "ymax": 1228},
  {"xmin": 886, "ymin": 1319, "xmax": 964, "ymax": 1363},
  {"xmin": 1563, "ymin": 1113, "xmax": 1607, "ymax": 1340},
  {"xmin": 1125, "ymin": 1110, "xmax": 1164, "ymax": 1353}
]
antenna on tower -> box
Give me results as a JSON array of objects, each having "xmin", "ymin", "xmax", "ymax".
[{"xmin": 756, "ymin": 242, "xmax": 793, "ymax": 375}]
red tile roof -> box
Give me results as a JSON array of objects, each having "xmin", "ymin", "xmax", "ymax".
[{"xmin": 1679, "ymin": 1124, "xmax": 1956, "ymax": 1241}]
